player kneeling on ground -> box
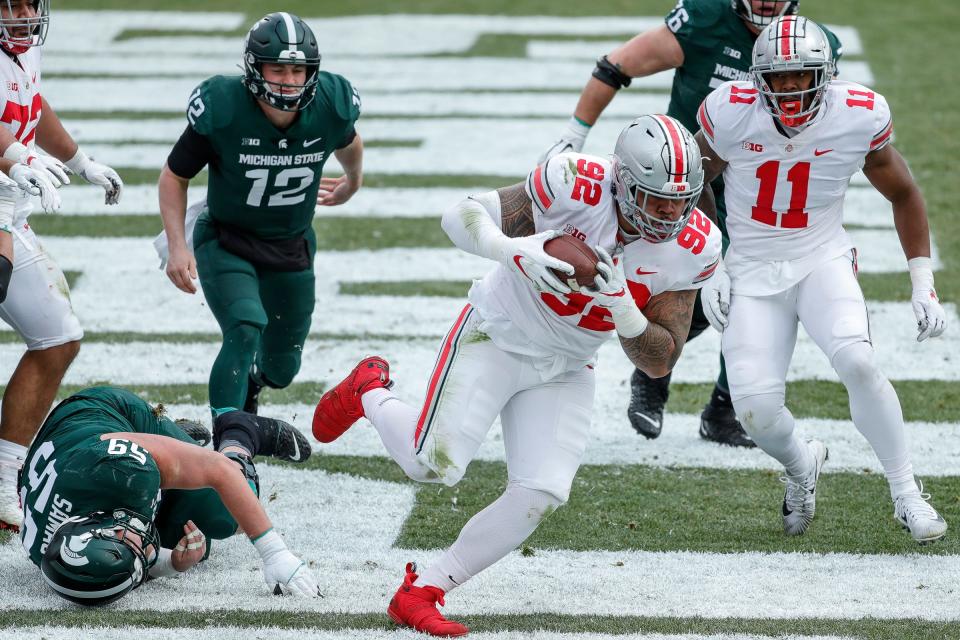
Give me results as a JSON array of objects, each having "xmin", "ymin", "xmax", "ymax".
[
  {"xmin": 314, "ymin": 114, "xmax": 721, "ymax": 636},
  {"xmin": 697, "ymin": 16, "xmax": 947, "ymax": 542},
  {"xmin": 19, "ymin": 386, "xmax": 317, "ymax": 604}
]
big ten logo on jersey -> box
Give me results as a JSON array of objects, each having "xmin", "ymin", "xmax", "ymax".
[
  {"xmin": 742, "ymin": 141, "xmax": 764, "ymax": 153},
  {"xmin": 1, "ymin": 93, "xmax": 41, "ymax": 143},
  {"xmin": 569, "ymin": 158, "xmax": 605, "ymax": 206},
  {"xmin": 677, "ymin": 209, "xmax": 712, "ymax": 255},
  {"xmin": 562, "ymin": 223, "xmax": 586, "ymax": 242}
]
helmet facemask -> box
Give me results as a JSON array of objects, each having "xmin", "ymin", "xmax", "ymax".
[
  {"xmin": 611, "ymin": 115, "xmax": 705, "ymax": 244},
  {"xmin": 613, "ymin": 158, "xmax": 702, "ymax": 243},
  {"xmin": 732, "ymin": 0, "xmax": 798, "ymax": 29},
  {"xmin": 41, "ymin": 509, "xmax": 160, "ymax": 606},
  {"xmin": 0, "ymin": 0, "xmax": 49, "ymax": 55},
  {"xmin": 242, "ymin": 13, "xmax": 322, "ymax": 112},
  {"xmin": 751, "ymin": 16, "xmax": 834, "ymax": 129},
  {"xmin": 243, "ymin": 51, "xmax": 320, "ymax": 112}
]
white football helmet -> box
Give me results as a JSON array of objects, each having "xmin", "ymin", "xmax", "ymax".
[
  {"xmin": 611, "ymin": 115, "xmax": 704, "ymax": 243},
  {"xmin": 751, "ymin": 15, "xmax": 834, "ymax": 128},
  {"xmin": 0, "ymin": 0, "xmax": 49, "ymax": 54},
  {"xmin": 732, "ymin": 0, "xmax": 798, "ymax": 28}
]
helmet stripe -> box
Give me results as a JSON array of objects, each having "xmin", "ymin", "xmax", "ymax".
[
  {"xmin": 654, "ymin": 115, "xmax": 685, "ymax": 183},
  {"xmin": 41, "ymin": 572, "xmax": 134, "ymax": 599},
  {"xmin": 279, "ymin": 12, "xmax": 298, "ymax": 53},
  {"xmin": 780, "ymin": 15, "xmax": 794, "ymax": 58}
]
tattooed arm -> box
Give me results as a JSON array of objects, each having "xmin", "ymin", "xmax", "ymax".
[
  {"xmin": 619, "ymin": 288, "xmax": 697, "ymax": 377},
  {"xmin": 496, "ymin": 182, "xmax": 536, "ymax": 238}
]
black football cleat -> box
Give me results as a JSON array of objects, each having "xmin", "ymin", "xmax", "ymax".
[
  {"xmin": 252, "ymin": 415, "xmax": 312, "ymax": 463},
  {"xmin": 175, "ymin": 419, "xmax": 212, "ymax": 447},
  {"xmin": 699, "ymin": 403, "xmax": 756, "ymax": 448},
  {"xmin": 627, "ymin": 369, "xmax": 670, "ymax": 439}
]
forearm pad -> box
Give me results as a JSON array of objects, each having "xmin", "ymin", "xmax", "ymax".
[
  {"xmin": 0, "ymin": 254, "xmax": 11, "ymax": 304},
  {"xmin": 592, "ymin": 55, "xmax": 632, "ymax": 90}
]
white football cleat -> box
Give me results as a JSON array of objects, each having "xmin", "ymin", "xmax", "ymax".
[
  {"xmin": 781, "ymin": 439, "xmax": 828, "ymax": 536},
  {"xmin": 0, "ymin": 458, "xmax": 22, "ymax": 532},
  {"xmin": 894, "ymin": 482, "xmax": 947, "ymax": 544}
]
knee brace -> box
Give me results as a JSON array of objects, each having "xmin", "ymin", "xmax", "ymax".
[
  {"xmin": 223, "ymin": 451, "xmax": 260, "ymax": 496},
  {"xmin": 213, "ymin": 410, "xmax": 262, "ymax": 455},
  {"xmin": 734, "ymin": 392, "xmax": 789, "ymax": 439},
  {"xmin": 0, "ymin": 254, "xmax": 11, "ymax": 304}
]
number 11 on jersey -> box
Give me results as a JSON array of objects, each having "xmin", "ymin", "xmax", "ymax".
[{"xmin": 751, "ymin": 160, "xmax": 810, "ymax": 229}]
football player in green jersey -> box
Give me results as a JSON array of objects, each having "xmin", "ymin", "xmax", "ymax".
[
  {"xmin": 543, "ymin": 0, "xmax": 841, "ymax": 447},
  {"xmin": 158, "ymin": 12, "xmax": 363, "ymax": 419},
  {"xmin": 19, "ymin": 386, "xmax": 317, "ymax": 604}
]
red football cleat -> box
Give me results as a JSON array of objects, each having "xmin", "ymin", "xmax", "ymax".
[
  {"xmin": 388, "ymin": 562, "xmax": 469, "ymax": 637},
  {"xmin": 312, "ymin": 356, "xmax": 392, "ymax": 443}
]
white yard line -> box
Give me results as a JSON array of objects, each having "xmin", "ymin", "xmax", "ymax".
[
  {"xmin": 47, "ymin": 13, "xmax": 860, "ymax": 59},
  {"xmin": 1, "ymin": 300, "xmax": 958, "ymax": 384},
  {"xmin": 159, "ymin": 402, "xmax": 960, "ymax": 476},
  {"xmin": 0, "ymin": 465, "xmax": 956, "ymax": 618},
  {"xmin": 3, "ymin": 629, "xmax": 860, "ymax": 640},
  {"xmin": 57, "ymin": 183, "xmax": 891, "ymax": 228}
]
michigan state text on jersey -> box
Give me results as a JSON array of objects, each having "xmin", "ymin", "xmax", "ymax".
[{"xmin": 157, "ymin": 12, "xmax": 363, "ymax": 419}]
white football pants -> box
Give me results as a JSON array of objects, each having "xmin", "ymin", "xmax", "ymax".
[
  {"xmin": 361, "ymin": 304, "xmax": 594, "ymax": 591},
  {"xmin": 722, "ymin": 251, "xmax": 917, "ymax": 495},
  {"xmin": 0, "ymin": 222, "xmax": 83, "ymax": 350}
]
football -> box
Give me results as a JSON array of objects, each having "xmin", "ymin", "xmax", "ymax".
[{"xmin": 544, "ymin": 234, "xmax": 600, "ymax": 291}]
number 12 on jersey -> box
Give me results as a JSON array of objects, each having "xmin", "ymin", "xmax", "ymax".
[{"xmin": 245, "ymin": 167, "xmax": 315, "ymax": 207}]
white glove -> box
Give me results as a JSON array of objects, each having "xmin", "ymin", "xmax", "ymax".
[
  {"xmin": 2, "ymin": 142, "xmax": 70, "ymax": 188},
  {"xmin": 8, "ymin": 162, "xmax": 61, "ymax": 213},
  {"xmin": 908, "ymin": 257, "xmax": 946, "ymax": 341},
  {"xmin": 587, "ymin": 245, "xmax": 649, "ymax": 338},
  {"xmin": 65, "ymin": 149, "xmax": 123, "ymax": 205},
  {"xmin": 499, "ymin": 229, "xmax": 574, "ymax": 296},
  {"xmin": 538, "ymin": 116, "xmax": 591, "ymax": 163},
  {"xmin": 253, "ymin": 529, "xmax": 321, "ymax": 597},
  {"xmin": 701, "ymin": 259, "xmax": 731, "ymax": 332}
]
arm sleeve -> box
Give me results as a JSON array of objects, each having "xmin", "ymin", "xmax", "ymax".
[
  {"xmin": 166, "ymin": 124, "xmax": 215, "ymax": 179},
  {"xmin": 336, "ymin": 127, "xmax": 357, "ymax": 150}
]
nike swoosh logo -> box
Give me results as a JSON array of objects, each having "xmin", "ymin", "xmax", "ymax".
[
  {"xmin": 290, "ymin": 432, "xmax": 300, "ymax": 461},
  {"xmin": 303, "ymin": 137, "xmax": 323, "ymax": 148},
  {"xmin": 635, "ymin": 269, "xmax": 657, "ymax": 275},
  {"xmin": 814, "ymin": 148, "xmax": 833, "ymax": 156},
  {"xmin": 632, "ymin": 412, "xmax": 659, "ymax": 428}
]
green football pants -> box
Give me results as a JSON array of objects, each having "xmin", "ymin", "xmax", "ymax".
[{"xmin": 194, "ymin": 216, "xmax": 316, "ymax": 414}]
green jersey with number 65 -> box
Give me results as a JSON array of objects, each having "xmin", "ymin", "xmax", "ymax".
[
  {"xmin": 664, "ymin": 0, "xmax": 842, "ymax": 134},
  {"xmin": 19, "ymin": 387, "xmax": 195, "ymax": 567},
  {"xmin": 186, "ymin": 72, "xmax": 360, "ymax": 240}
]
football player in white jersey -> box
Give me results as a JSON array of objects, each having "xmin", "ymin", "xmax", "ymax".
[
  {"xmin": 312, "ymin": 115, "xmax": 720, "ymax": 636},
  {"xmin": 696, "ymin": 15, "xmax": 947, "ymax": 543},
  {"xmin": 0, "ymin": 0, "xmax": 125, "ymax": 532}
]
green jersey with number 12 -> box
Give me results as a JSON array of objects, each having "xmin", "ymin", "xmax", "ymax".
[{"xmin": 187, "ymin": 73, "xmax": 360, "ymax": 240}]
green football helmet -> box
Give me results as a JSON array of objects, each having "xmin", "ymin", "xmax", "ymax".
[
  {"xmin": 40, "ymin": 509, "xmax": 159, "ymax": 606},
  {"xmin": 242, "ymin": 12, "xmax": 321, "ymax": 111}
]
